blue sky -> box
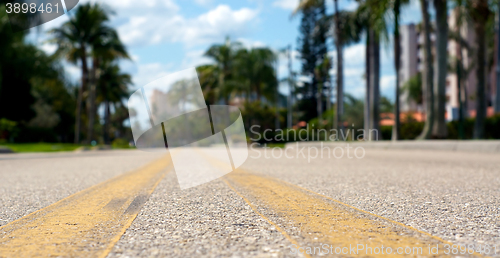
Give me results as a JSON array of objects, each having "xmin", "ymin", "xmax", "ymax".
[{"xmin": 33, "ymin": 0, "xmax": 424, "ymax": 101}]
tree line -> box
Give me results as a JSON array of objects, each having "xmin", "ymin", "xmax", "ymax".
[
  {"xmin": 0, "ymin": 2, "xmax": 132, "ymax": 145},
  {"xmin": 197, "ymin": 0, "xmax": 499, "ymax": 141},
  {"xmin": 293, "ymin": 0, "xmax": 499, "ymax": 140},
  {"xmin": 1, "ymin": 0, "xmax": 499, "ymax": 145}
]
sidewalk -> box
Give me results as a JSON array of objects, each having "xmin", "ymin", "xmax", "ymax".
[{"xmin": 285, "ymin": 140, "xmax": 500, "ymax": 153}]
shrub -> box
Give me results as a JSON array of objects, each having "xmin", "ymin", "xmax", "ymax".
[
  {"xmin": 0, "ymin": 118, "xmax": 19, "ymax": 141},
  {"xmin": 382, "ymin": 114, "xmax": 500, "ymax": 140},
  {"xmin": 112, "ymin": 138, "xmax": 131, "ymax": 148}
]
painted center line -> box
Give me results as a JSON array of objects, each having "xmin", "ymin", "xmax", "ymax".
[
  {"xmin": 0, "ymin": 156, "xmax": 171, "ymax": 258},
  {"xmin": 197, "ymin": 151, "xmax": 477, "ymax": 257}
]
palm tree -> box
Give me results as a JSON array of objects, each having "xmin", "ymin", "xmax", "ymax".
[
  {"xmin": 355, "ymin": 0, "xmax": 389, "ymax": 141},
  {"xmin": 234, "ymin": 48, "xmax": 277, "ymax": 102},
  {"xmin": 286, "ymin": 45, "xmax": 294, "ymax": 129},
  {"xmin": 326, "ymin": 0, "xmax": 343, "ymax": 132},
  {"xmin": 97, "ymin": 63, "xmax": 131, "ymax": 144},
  {"xmin": 431, "ymin": 0, "xmax": 449, "ymax": 139},
  {"xmin": 368, "ymin": 29, "xmax": 382, "ymax": 140},
  {"xmin": 358, "ymin": 0, "xmax": 409, "ymax": 141},
  {"xmin": 392, "ymin": 0, "xmax": 401, "ymax": 141},
  {"xmin": 467, "ymin": 0, "xmax": 492, "ymax": 139},
  {"xmin": 448, "ymin": 1, "xmax": 470, "ymax": 139},
  {"xmin": 370, "ymin": 0, "xmax": 409, "ymax": 141},
  {"xmin": 333, "ymin": 0, "xmax": 344, "ymax": 132},
  {"xmin": 204, "ymin": 38, "xmax": 242, "ymax": 104},
  {"xmin": 197, "ymin": 64, "xmax": 219, "ymax": 105},
  {"xmin": 87, "ymin": 26, "xmax": 129, "ymax": 144},
  {"xmin": 50, "ymin": 3, "xmax": 109, "ymax": 144},
  {"xmin": 416, "ymin": 0, "xmax": 435, "ymax": 140},
  {"xmin": 496, "ymin": 0, "xmax": 500, "ymax": 114}
]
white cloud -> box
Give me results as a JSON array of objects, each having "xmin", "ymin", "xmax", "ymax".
[
  {"xmin": 381, "ymin": 75, "xmax": 396, "ymax": 91},
  {"xmin": 344, "ymin": 1, "xmax": 359, "ymax": 11},
  {"xmin": 39, "ymin": 43, "xmax": 57, "ymax": 55},
  {"xmin": 273, "ymin": 0, "xmax": 299, "ymax": 10},
  {"xmin": 130, "ymin": 55, "xmax": 140, "ymax": 62},
  {"xmin": 37, "ymin": 1, "xmax": 257, "ymax": 49},
  {"xmin": 344, "ymin": 44, "xmax": 365, "ymax": 66},
  {"xmin": 102, "ymin": 0, "xmax": 179, "ymax": 16},
  {"xmin": 118, "ymin": 4, "xmax": 259, "ymax": 47},
  {"xmin": 65, "ymin": 64, "xmax": 81, "ymax": 84},
  {"xmin": 132, "ymin": 62, "xmax": 175, "ymax": 88},
  {"xmin": 181, "ymin": 49, "xmax": 213, "ymax": 68},
  {"xmin": 236, "ymin": 38, "xmax": 267, "ymax": 49}
]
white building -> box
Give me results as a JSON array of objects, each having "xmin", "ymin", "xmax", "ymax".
[
  {"xmin": 399, "ymin": 12, "xmax": 496, "ymax": 121},
  {"xmin": 399, "ymin": 24, "xmax": 419, "ymax": 112}
]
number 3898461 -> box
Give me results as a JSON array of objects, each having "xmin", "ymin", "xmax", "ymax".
[{"xmin": 6, "ymin": 2, "xmax": 60, "ymax": 14}]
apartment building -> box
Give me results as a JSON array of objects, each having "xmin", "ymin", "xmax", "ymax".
[
  {"xmin": 398, "ymin": 10, "xmax": 497, "ymax": 121},
  {"xmin": 398, "ymin": 23, "xmax": 436, "ymax": 115},
  {"xmin": 399, "ymin": 24, "xmax": 419, "ymax": 113}
]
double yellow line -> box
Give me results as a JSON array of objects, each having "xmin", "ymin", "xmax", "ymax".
[
  {"xmin": 0, "ymin": 152, "xmax": 478, "ymax": 257},
  {"xmin": 199, "ymin": 151, "xmax": 475, "ymax": 257},
  {"xmin": 0, "ymin": 157, "xmax": 171, "ymax": 258}
]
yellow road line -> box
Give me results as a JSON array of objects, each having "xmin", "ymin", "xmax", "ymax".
[
  {"xmin": 0, "ymin": 156, "xmax": 171, "ymax": 258},
  {"xmin": 197, "ymin": 152, "xmax": 474, "ymax": 257},
  {"xmin": 282, "ymin": 181, "xmax": 484, "ymax": 257},
  {"xmin": 279, "ymin": 178, "xmax": 454, "ymax": 244},
  {"xmin": 223, "ymin": 178, "xmax": 311, "ymax": 258},
  {"xmin": 225, "ymin": 169, "xmax": 462, "ymax": 257}
]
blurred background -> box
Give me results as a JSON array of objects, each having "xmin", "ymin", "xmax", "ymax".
[{"xmin": 0, "ymin": 0, "xmax": 499, "ymax": 152}]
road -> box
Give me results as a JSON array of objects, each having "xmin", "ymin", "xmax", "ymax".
[{"xmin": 0, "ymin": 146, "xmax": 499, "ymax": 257}]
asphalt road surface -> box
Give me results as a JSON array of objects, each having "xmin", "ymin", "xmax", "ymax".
[{"xmin": 0, "ymin": 146, "xmax": 499, "ymax": 257}]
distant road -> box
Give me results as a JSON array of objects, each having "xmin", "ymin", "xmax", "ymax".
[{"xmin": 0, "ymin": 147, "xmax": 499, "ymax": 257}]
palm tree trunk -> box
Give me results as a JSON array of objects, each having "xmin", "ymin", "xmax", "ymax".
[
  {"xmin": 75, "ymin": 46, "xmax": 88, "ymax": 144},
  {"xmin": 431, "ymin": 0, "xmax": 448, "ymax": 139},
  {"xmin": 87, "ymin": 58, "xmax": 99, "ymax": 144},
  {"xmin": 104, "ymin": 100, "xmax": 111, "ymax": 145},
  {"xmin": 496, "ymin": 3, "xmax": 500, "ymax": 113},
  {"xmin": 333, "ymin": 0, "xmax": 343, "ymax": 132},
  {"xmin": 457, "ymin": 7, "xmax": 465, "ymax": 139},
  {"xmin": 369, "ymin": 29, "xmax": 381, "ymax": 141},
  {"xmin": 457, "ymin": 24, "xmax": 465, "ymax": 139},
  {"xmin": 317, "ymin": 82, "xmax": 323, "ymax": 127},
  {"xmin": 287, "ymin": 45, "xmax": 293, "ymax": 129},
  {"xmin": 275, "ymin": 59, "xmax": 280, "ymax": 130},
  {"xmin": 327, "ymin": 75, "xmax": 332, "ymax": 128},
  {"xmin": 392, "ymin": 0, "xmax": 401, "ymax": 141},
  {"xmin": 473, "ymin": 21, "xmax": 487, "ymax": 138},
  {"xmin": 471, "ymin": 0, "xmax": 490, "ymax": 139},
  {"xmin": 364, "ymin": 33, "xmax": 370, "ymax": 139},
  {"xmin": 417, "ymin": 0, "xmax": 434, "ymax": 140}
]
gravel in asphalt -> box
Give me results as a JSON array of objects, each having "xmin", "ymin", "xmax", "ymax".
[
  {"xmin": 0, "ymin": 150, "xmax": 164, "ymax": 227},
  {"xmin": 2, "ymin": 147, "xmax": 500, "ymax": 257},
  {"xmin": 108, "ymin": 171, "xmax": 293, "ymax": 258},
  {"xmin": 241, "ymin": 147, "xmax": 500, "ymax": 254}
]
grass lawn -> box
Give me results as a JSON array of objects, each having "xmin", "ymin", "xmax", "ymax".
[
  {"xmin": 0, "ymin": 143, "xmax": 84, "ymax": 153},
  {"xmin": 0, "ymin": 143, "xmax": 134, "ymax": 153},
  {"xmin": 265, "ymin": 143, "xmax": 286, "ymax": 148}
]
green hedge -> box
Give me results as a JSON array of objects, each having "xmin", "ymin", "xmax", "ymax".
[
  {"xmin": 381, "ymin": 114, "xmax": 500, "ymax": 140},
  {"xmin": 381, "ymin": 122, "xmax": 425, "ymax": 140}
]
